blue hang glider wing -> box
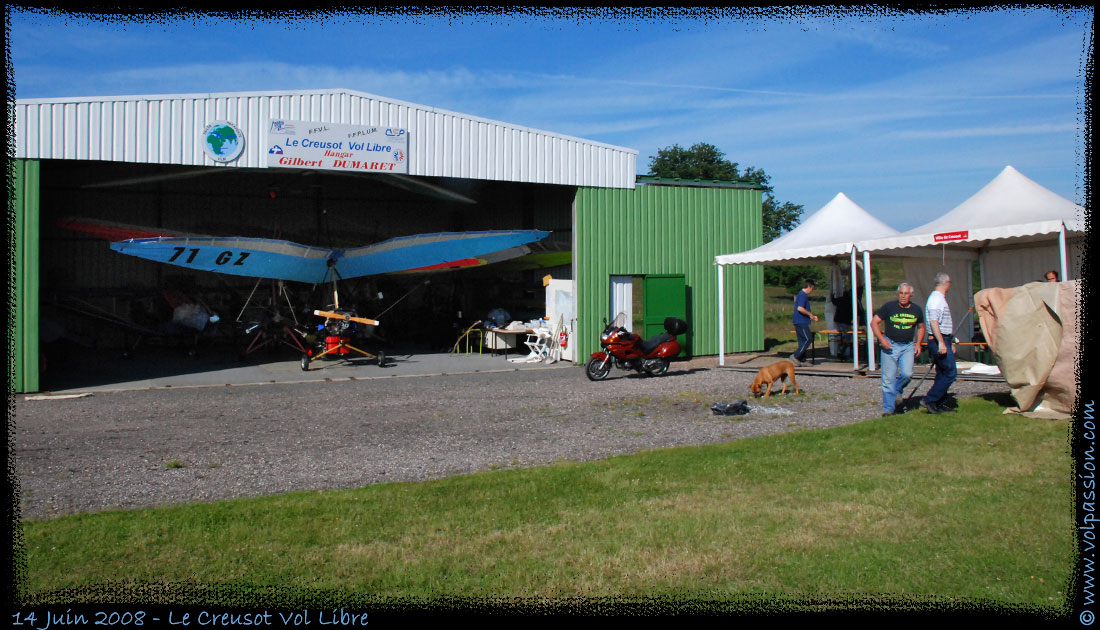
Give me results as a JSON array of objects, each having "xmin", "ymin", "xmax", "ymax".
[
  {"xmin": 109, "ymin": 230, "xmax": 550, "ymax": 284},
  {"xmin": 109, "ymin": 237, "xmax": 333, "ymax": 284},
  {"xmin": 336, "ymin": 231, "xmax": 549, "ymax": 278}
]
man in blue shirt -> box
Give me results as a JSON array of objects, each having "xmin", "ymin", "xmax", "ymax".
[{"xmin": 791, "ymin": 279, "xmax": 818, "ymax": 367}]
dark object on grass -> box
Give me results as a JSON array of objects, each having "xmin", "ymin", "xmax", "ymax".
[{"xmin": 711, "ymin": 400, "xmax": 751, "ymax": 416}]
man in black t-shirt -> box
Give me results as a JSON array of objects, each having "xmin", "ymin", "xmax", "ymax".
[{"xmin": 870, "ymin": 283, "xmax": 926, "ymax": 415}]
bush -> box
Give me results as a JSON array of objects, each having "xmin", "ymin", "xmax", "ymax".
[
  {"xmin": 765, "ymin": 265, "xmax": 882, "ymax": 294},
  {"xmin": 764, "ymin": 266, "xmax": 827, "ymax": 293}
]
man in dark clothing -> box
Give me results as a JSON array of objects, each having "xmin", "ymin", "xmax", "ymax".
[
  {"xmin": 831, "ymin": 283, "xmax": 864, "ymax": 360},
  {"xmin": 870, "ymin": 283, "xmax": 926, "ymax": 415},
  {"xmin": 791, "ymin": 279, "xmax": 818, "ymax": 367}
]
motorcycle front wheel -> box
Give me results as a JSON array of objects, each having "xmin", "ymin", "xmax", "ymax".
[
  {"xmin": 644, "ymin": 358, "xmax": 670, "ymax": 377},
  {"xmin": 585, "ymin": 357, "xmax": 612, "ymax": 381}
]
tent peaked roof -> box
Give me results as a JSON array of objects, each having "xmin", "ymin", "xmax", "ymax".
[
  {"xmin": 855, "ymin": 166, "xmax": 1085, "ymax": 254},
  {"xmin": 902, "ymin": 165, "xmax": 1084, "ymax": 236},
  {"xmin": 715, "ymin": 192, "xmax": 899, "ymax": 265}
]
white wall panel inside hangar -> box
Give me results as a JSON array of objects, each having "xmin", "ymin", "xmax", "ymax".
[{"xmin": 13, "ymin": 88, "xmax": 638, "ymax": 188}]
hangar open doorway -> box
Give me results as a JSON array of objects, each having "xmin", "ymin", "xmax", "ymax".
[{"xmin": 34, "ymin": 159, "xmax": 574, "ymax": 390}]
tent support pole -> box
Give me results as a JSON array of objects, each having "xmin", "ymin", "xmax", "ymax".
[
  {"xmin": 849, "ymin": 248, "xmax": 858, "ymax": 371},
  {"xmin": 968, "ymin": 260, "xmax": 976, "ymax": 349},
  {"xmin": 863, "ymin": 249, "xmax": 875, "ymax": 371},
  {"xmin": 978, "ymin": 249, "xmax": 987, "ymax": 292},
  {"xmin": 717, "ymin": 263, "xmax": 725, "ymax": 366},
  {"xmin": 1059, "ymin": 223, "xmax": 1069, "ymax": 281}
]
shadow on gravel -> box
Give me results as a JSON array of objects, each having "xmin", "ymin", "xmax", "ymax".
[
  {"xmin": 670, "ymin": 367, "xmax": 710, "ymax": 377},
  {"xmin": 606, "ymin": 367, "xmax": 711, "ymax": 380}
]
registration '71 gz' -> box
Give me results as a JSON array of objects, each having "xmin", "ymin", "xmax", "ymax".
[{"xmin": 168, "ymin": 247, "xmax": 250, "ymax": 266}]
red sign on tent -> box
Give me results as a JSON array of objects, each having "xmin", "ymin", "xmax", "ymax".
[{"xmin": 934, "ymin": 230, "xmax": 969, "ymax": 243}]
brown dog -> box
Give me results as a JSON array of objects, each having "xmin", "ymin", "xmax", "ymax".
[{"xmin": 750, "ymin": 360, "xmax": 800, "ymax": 398}]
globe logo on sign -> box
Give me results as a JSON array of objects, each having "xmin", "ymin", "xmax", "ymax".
[{"xmin": 202, "ymin": 121, "xmax": 245, "ymax": 163}]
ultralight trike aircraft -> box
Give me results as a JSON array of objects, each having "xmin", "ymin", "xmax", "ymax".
[{"xmin": 86, "ymin": 220, "xmax": 549, "ymax": 371}]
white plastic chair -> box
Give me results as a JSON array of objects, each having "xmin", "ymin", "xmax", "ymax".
[{"xmin": 522, "ymin": 329, "xmax": 552, "ymax": 362}]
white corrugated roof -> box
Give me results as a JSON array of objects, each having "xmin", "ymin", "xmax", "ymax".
[{"xmin": 12, "ymin": 87, "xmax": 638, "ymax": 188}]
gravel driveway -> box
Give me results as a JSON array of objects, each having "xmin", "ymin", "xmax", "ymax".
[{"xmin": 12, "ymin": 359, "xmax": 1009, "ymax": 520}]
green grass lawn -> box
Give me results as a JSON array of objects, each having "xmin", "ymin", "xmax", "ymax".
[{"xmin": 16, "ymin": 396, "xmax": 1072, "ymax": 614}]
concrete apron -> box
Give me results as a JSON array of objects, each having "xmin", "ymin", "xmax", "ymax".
[
  {"xmin": 33, "ymin": 347, "xmax": 1000, "ymax": 395},
  {"xmin": 35, "ymin": 346, "xmax": 573, "ymax": 395}
]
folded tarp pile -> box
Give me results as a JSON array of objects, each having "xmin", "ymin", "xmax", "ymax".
[{"xmin": 974, "ymin": 279, "xmax": 1079, "ymax": 419}]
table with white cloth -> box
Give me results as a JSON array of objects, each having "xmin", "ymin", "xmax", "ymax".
[{"xmin": 485, "ymin": 328, "xmax": 533, "ymax": 359}]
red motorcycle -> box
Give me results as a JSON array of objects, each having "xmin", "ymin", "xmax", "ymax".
[{"xmin": 585, "ymin": 313, "xmax": 688, "ymax": 381}]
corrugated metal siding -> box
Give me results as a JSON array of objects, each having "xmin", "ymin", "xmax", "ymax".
[
  {"xmin": 13, "ymin": 89, "xmax": 637, "ymax": 188},
  {"xmin": 575, "ymin": 185, "xmax": 762, "ymax": 358},
  {"xmin": 13, "ymin": 159, "xmax": 41, "ymax": 393}
]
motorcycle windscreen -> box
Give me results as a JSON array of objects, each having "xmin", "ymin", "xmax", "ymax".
[
  {"xmin": 110, "ymin": 237, "xmax": 332, "ymax": 284},
  {"xmin": 336, "ymin": 230, "xmax": 549, "ymax": 278}
]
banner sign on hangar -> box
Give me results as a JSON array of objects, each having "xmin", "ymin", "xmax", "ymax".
[{"xmin": 266, "ymin": 120, "xmax": 408, "ymax": 173}]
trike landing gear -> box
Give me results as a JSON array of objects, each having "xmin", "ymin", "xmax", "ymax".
[{"xmin": 299, "ymin": 340, "xmax": 389, "ymax": 371}]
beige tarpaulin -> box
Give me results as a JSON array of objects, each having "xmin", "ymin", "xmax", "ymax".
[{"xmin": 974, "ymin": 280, "xmax": 1079, "ymax": 419}]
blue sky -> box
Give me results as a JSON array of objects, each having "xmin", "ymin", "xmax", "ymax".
[{"xmin": 9, "ymin": 6, "xmax": 1092, "ymax": 231}]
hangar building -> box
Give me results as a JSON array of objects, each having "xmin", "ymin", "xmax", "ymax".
[{"xmin": 11, "ymin": 88, "xmax": 763, "ymax": 393}]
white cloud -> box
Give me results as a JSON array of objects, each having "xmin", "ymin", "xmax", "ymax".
[
  {"xmin": 10, "ymin": 7, "xmax": 1087, "ymax": 222},
  {"xmin": 799, "ymin": 16, "xmax": 953, "ymax": 59},
  {"xmin": 887, "ymin": 123, "xmax": 1080, "ymax": 140}
]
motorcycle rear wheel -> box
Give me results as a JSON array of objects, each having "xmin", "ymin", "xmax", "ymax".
[
  {"xmin": 644, "ymin": 358, "xmax": 669, "ymax": 377},
  {"xmin": 585, "ymin": 357, "xmax": 612, "ymax": 381}
]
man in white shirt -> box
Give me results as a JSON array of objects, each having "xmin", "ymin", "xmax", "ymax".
[{"xmin": 922, "ymin": 272, "xmax": 957, "ymax": 414}]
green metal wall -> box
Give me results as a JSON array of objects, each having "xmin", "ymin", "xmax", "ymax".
[
  {"xmin": 12, "ymin": 159, "xmax": 40, "ymax": 393},
  {"xmin": 574, "ymin": 184, "xmax": 763, "ymax": 360}
]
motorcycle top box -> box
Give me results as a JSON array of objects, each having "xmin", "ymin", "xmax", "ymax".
[{"xmin": 663, "ymin": 317, "xmax": 688, "ymax": 336}]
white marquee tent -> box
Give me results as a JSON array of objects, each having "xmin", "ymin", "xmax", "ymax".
[
  {"xmin": 716, "ymin": 167, "xmax": 1087, "ymax": 370},
  {"xmin": 715, "ymin": 192, "xmax": 900, "ymax": 367},
  {"xmin": 851, "ymin": 165, "xmax": 1085, "ymax": 368},
  {"xmin": 715, "ymin": 192, "xmax": 899, "ymax": 265},
  {"xmin": 853, "ymin": 165, "xmax": 1084, "ymax": 282}
]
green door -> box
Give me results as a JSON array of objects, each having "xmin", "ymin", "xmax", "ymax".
[{"xmin": 642, "ymin": 274, "xmax": 688, "ymax": 357}]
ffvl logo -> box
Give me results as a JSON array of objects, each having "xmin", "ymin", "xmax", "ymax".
[{"xmin": 269, "ymin": 121, "xmax": 296, "ymax": 134}]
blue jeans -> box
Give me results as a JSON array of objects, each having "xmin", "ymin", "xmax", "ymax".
[
  {"xmin": 880, "ymin": 341, "xmax": 916, "ymax": 413},
  {"xmin": 793, "ymin": 323, "xmax": 812, "ymax": 361},
  {"xmin": 923, "ymin": 337, "xmax": 957, "ymax": 406}
]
